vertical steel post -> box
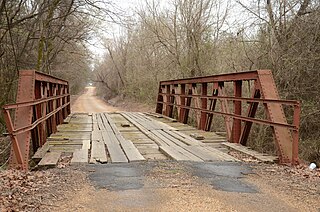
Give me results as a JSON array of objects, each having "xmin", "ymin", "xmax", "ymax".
[
  {"xmin": 168, "ymin": 87, "xmax": 175, "ymax": 118},
  {"xmin": 155, "ymin": 84, "xmax": 164, "ymax": 114},
  {"xmin": 239, "ymin": 86, "xmax": 261, "ymax": 145},
  {"xmin": 183, "ymin": 84, "xmax": 192, "ymax": 124},
  {"xmin": 165, "ymin": 85, "xmax": 171, "ymax": 116},
  {"xmin": 292, "ymin": 104, "xmax": 300, "ymax": 165},
  {"xmin": 174, "ymin": 84, "xmax": 179, "ymax": 118},
  {"xmin": 11, "ymin": 70, "xmax": 35, "ymax": 170},
  {"xmin": 205, "ymin": 83, "xmax": 218, "ymax": 131},
  {"xmin": 218, "ymin": 82, "xmax": 232, "ymax": 141},
  {"xmin": 232, "ymin": 81, "xmax": 242, "ymax": 143},
  {"xmin": 200, "ymin": 83, "xmax": 207, "ymax": 130},
  {"xmin": 2, "ymin": 109, "xmax": 24, "ymax": 166},
  {"xmin": 179, "ymin": 84, "xmax": 186, "ymax": 122}
]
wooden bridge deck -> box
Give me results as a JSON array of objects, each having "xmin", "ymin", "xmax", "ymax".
[{"xmin": 34, "ymin": 112, "xmax": 276, "ymax": 167}]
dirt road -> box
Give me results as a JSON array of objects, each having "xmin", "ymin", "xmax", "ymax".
[{"xmin": 72, "ymin": 87, "xmax": 119, "ymax": 113}]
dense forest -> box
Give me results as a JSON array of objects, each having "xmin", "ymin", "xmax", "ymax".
[
  {"xmin": 0, "ymin": 0, "xmax": 319, "ymax": 163},
  {"xmin": 0, "ymin": 0, "xmax": 118, "ymax": 132}
]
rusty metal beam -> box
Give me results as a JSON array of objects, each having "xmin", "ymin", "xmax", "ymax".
[
  {"xmin": 159, "ymin": 102, "xmax": 298, "ymax": 130},
  {"xmin": 239, "ymin": 88, "xmax": 261, "ymax": 146},
  {"xmin": 159, "ymin": 70, "xmax": 259, "ymax": 85},
  {"xmin": 155, "ymin": 69, "xmax": 300, "ymax": 165},
  {"xmin": 2, "ymin": 70, "xmax": 70, "ymax": 170},
  {"xmin": 232, "ymin": 81, "xmax": 242, "ymax": 143},
  {"xmin": 199, "ymin": 83, "xmax": 207, "ymax": 130},
  {"xmin": 157, "ymin": 93, "xmax": 299, "ymax": 105}
]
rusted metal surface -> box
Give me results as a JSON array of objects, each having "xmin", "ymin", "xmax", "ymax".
[
  {"xmin": 155, "ymin": 70, "xmax": 300, "ymax": 165},
  {"xmin": 2, "ymin": 70, "xmax": 70, "ymax": 170}
]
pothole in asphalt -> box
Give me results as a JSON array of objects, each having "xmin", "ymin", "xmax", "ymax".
[
  {"xmin": 85, "ymin": 161, "xmax": 257, "ymax": 193},
  {"xmin": 86, "ymin": 163, "xmax": 153, "ymax": 191},
  {"xmin": 189, "ymin": 162, "xmax": 257, "ymax": 193}
]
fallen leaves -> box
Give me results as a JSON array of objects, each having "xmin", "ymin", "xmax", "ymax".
[{"xmin": 0, "ymin": 165, "xmax": 87, "ymax": 212}]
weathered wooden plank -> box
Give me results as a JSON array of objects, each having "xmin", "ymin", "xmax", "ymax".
[
  {"xmin": 99, "ymin": 113, "xmax": 114, "ymax": 132},
  {"xmin": 49, "ymin": 132, "xmax": 91, "ymax": 140},
  {"xmin": 138, "ymin": 112, "xmax": 177, "ymax": 130},
  {"xmin": 82, "ymin": 140, "xmax": 91, "ymax": 150},
  {"xmin": 71, "ymin": 149, "xmax": 88, "ymax": 164},
  {"xmin": 137, "ymin": 148, "xmax": 162, "ymax": 155},
  {"xmin": 38, "ymin": 151, "xmax": 61, "ymax": 167},
  {"xmin": 129, "ymin": 113, "xmax": 162, "ymax": 130},
  {"xmin": 146, "ymin": 112, "xmax": 177, "ymax": 122},
  {"xmin": 69, "ymin": 114, "xmax": 92, "ymax": 124},
  {"xmin": 221, "ymin": 142, "xmax": 277, "ymax": 163},
  {"xmin": 205, "ymin": 146, "xmax": 239, "ymax": 161},
  {"xmin": 156, "ymin": 130, "xmax": 188, "ymax": 147},
  {"xmin": 159, "ymin": 145, "xmax": 190, "ymax": 161},
  {"xmin": 93, "ymin": 123, "xmax": 99, "ymax": 131},
  {"xmin": 184, "ymin": 146, "xmax": 236, "ymax": 162},
  {"xmin": 90, "ymin": 140, "xmax": 108, "ymax": 164},
  {"xmin": 144, "ymin": 112, "xmax": 163, "ymax": 118},
  {"xmin": 58, "ymin": 123, "xmax": 92, "ymax": 129},
  {"xmin": 184, "ymin": 146, "xmax": 216, "ymax": 161},
  {"xmin": 152, "ymin": 130, "xmax": 203, "ymax": 162},
  {"xmin": 33, "ymin": 142, "xmax": 51, "ymax": 160},
  {"xmin": 92, "ymin": 130, "xmax": 103, "ymax": 141},
  {"xmin": 121, "ymin": 113, "xmax": 167, "ymax": 147},
  {"xmin": 48, "ymin": 140, "xmax": 83, "ymax": 145},
  {"xmin": 119, "ymin": 139, "xmax": 145, "ymax": 162},
  {"xmin": 50, "ymin": 147, "xmax": 80, "ymax": 153},
  {"xmin": 123, "ymin": 113, "xmax": 197, "ymax": 162},
  {"xmin": 101, "ymin": 131, "xmax": 128, "ymax": 163},
  {"xmin": 118, "ymin": 127, "xmax": 140, "ymax": 132},
  {"xmin": 134, "ymin": 143, "xmax": 159, "ymax": 149},
  {"xmin": 63, "ymin": 115, "xmax": 72, "ymax": 124},
  {"xmin": 130, "ymin": 139, "xmax": 155, "ymax": 144},
  {"xmin": 201, "ymin": 139, "xmax": 227, "ymax": 143},
  {"xmin": 150, "ymin": 130, "xmax": 176, "ymax": 146},
  {"xmin": 92, "ymin": 113, "xmax": 98, "ymax": 123},
  {"xmin": 103, "ymin": 113, "xmax": 145, "ymax": 162},
  {"xmin": 159, "ymin": 146, "xmax": 203, "ymax": 161},
  {"xmin": 163, "ymin": 130, "xmax": 202, "ymax": 146},
  {"xmin": 96, "ymin": 113, "xmax": 105, "ymax": 130}
]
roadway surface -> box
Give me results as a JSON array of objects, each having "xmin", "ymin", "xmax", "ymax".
[
  {"xmin": 54, "ymin": 87, "xmax": 317, "ymax": 211},
  {"xmin": 72, "ymin": 87, "xmax": 118, "ymax": 113}
]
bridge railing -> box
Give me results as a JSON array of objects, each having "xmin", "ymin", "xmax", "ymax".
[
  {"xmin": 156, "ymin": 70, "xmax": 300, "ymax": 165},
  {"xmin": 2, "ymin": 70, "xmax": 70, "ymax": 170}
]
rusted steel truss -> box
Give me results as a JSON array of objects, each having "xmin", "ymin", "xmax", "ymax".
[
  {"xmin": 2, "ymin": 70, "xmax": 70, "ymax": 170},
  {"xmin": 156, "ymin": 70, "xmax": 300, "ymax": 165}
]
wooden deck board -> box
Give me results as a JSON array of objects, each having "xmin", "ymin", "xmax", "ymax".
[
  {"xmin": 33, "ymin": 142, "xmax": 51, "ymax": 160},
  {"xmin": 222, "ymin": 142, "xmax": 277, "ymax": 163},
  {"xmin": 38, "ymin": 152, "xmax": 61, "ymax": 167},
  {"xmin": 82, "ymin": 140, "xmax": 91, "ymax": 150},
  {"xmin": 47, "ymin": 112, "xmax": 251, "ymax": 165},
  {"xmin": 104, "ymin": 113, "xmax": 145, "ymax": 162},
  {"xmin": 71, "ymin": 149, "xmax": 89, "ymax": 164},
  {"xmin": 119, "ymin": 139, "xmax": 145, "ymax": 162},
  {"xmin": 102, "ymin": 131, "xmax": 128, "ymax": 163},
  {"xmin": 90, "ymin": 140, "xmax": 108, "ymax": 164}
]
